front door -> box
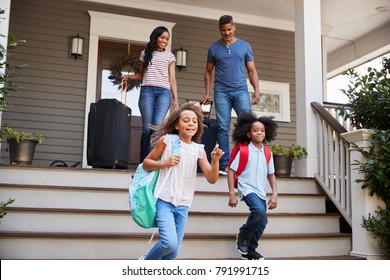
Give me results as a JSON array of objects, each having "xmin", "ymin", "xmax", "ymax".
[{"xmin": 96, "ymin": 40, "xmax": 145, "ymax": 169}]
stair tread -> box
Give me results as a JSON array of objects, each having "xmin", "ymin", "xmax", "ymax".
[
  {"xmin": 0, "ymin": 231, "xmax": 351, "ymax": 239},
  {"xmin": 6, "ymin": 206, "xmax": 341, "ymax": 217}
]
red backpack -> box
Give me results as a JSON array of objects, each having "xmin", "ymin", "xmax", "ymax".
[{"xmin": 227, "ymin": 143, "xmax": 271, "ymax": 188}]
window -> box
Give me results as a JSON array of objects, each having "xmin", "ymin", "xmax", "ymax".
[{"xmin": 248, "ymin": 79, "xmax": 290, "ymax": 122}]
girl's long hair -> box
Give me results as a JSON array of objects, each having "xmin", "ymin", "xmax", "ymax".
[{"xmin": 143, "ymin": 26, "xmax": 169, "ymax": 72}]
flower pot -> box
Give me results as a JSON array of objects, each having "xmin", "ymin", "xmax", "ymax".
[
  {"xmin": 273, "ymin": 154, "xmax": 292, "ymax": 177},
  {"xmin": 8, "ymin": 138, "xmax": 38, "ymax": 165}
]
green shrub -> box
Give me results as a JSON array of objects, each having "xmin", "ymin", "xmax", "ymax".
[{"xmin": 338, "ymin": 58, "xmax": 390, "ymax": 130}]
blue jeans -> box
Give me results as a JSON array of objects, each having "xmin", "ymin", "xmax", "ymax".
[
  {"xmin": 144, "ymin": 199, "xmax": 189, "ymax": 260},
  {"xmin": 240, "ymin": 192, "xmax": 268, "ymax": 251},
  {"xmin": 138, "ymin": 86, "xmax": 171, "ymax": 162},
  {"xmin": 214, "ymin": 87, "xmax": 251, "ymax": 168}
]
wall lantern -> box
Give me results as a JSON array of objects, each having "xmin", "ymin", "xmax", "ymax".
[
  {"xmin": 175, "ymin": 47, "xmax": 187, "ymax": 71},
  {"xmin": 69, "ymin": 33, "xmax": 84, "ymax": 60}
]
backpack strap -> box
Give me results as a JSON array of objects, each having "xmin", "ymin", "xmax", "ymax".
[
  {"xmin": 228, "ymin": 143, "xmax": 249, "ymax": 189},
  {"xmin": 263, "ymin": 144, "xmax": 271, "ymax": 165},
  {"xmin": 236, "ymin": 144, "xmax": 249, "ymax": 178}
]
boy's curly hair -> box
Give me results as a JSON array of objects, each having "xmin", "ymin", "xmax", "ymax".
[
  {"xmin": 158, "ymin": 102, "xmax": 204, "ymax": 143},
  {"xmin": 232, "ymin": 111, "xmax": 278, "ymax": 145}
]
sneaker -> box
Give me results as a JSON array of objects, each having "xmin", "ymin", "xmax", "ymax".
[
  {"xmin": 219, "ymin": 167, "xmax": 228, "ymax": 176},
  {"xmin": 236, "ymin": 232, "xmax": 250, "ymax": 254},
  {"xmin": 241, "ymin": 250, "xmax": 265, "ymax": 260}
]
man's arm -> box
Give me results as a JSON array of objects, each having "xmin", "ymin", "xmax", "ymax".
[
  {"xmin": 246, "ymin": 60, "xmax": 260, "ymax": 105},
  {"xmin": 202, "ymin": 62, "xmax": 214, "ymax": 104}
]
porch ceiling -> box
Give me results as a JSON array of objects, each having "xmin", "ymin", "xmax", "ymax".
[{"xmin": 83, "ymin": 0, "xmax": 390, "ymax": 76}]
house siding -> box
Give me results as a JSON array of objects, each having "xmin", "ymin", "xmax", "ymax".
[{"xmin": 2, "ymin": 0, "xmax": 296, "ymax": 167}]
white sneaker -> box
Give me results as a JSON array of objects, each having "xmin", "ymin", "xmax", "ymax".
[{"xmin": 219, "ymin": 168, "xmax": 228, "ymax": 176}]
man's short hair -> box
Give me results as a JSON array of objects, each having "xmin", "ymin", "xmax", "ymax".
[{"xmin": 219, "ymin": 15, "xmax": 234, "ymax": 27}]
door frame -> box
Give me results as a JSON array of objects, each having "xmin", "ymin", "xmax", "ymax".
[{"xmin": 82, "ymin": 11, "xmax": 175, "ymax": 167}]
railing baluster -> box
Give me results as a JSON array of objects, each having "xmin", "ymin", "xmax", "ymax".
[{"xmin": 311, "ymin": 102, "xmax": 351, "ymax": 226}]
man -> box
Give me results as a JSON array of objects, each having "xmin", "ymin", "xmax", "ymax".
[{"xmin": 203, "ymin": 15, "xmax": 260, "ymax": 175}]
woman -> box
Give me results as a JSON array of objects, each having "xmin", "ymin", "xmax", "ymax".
[{"xmin": 123, "ymin": 26, "xmax": 179, "ymax": 162}]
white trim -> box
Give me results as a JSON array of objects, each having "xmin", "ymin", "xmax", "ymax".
[
  {"xmin": 82, "ymin": 11, "xmax": 176, "ymax": 167},
  {"xmin": 252, "ymin": 80, "xmax": 290, "ymax": 122},
  {"xmin": 81, "ymin": 0, "xmax": 294, "ymax": 31},
  {"xmin": 230, "ymin": 80, "xmax": 290, "ymax": 122}
]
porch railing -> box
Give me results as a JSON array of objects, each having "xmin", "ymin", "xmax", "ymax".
[
  {"xmin": 323, "ymin": 101, "xmax": 354, "ymax": 132},
  {"xmin": 311, "ymin": 102, "xmax": 352, "ymax": 226}
]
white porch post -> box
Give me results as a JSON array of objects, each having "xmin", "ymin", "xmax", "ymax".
[
  {"xmin": 0, "ymin": 0, "xmax": 12, "ymax": 159},
  {"xmin": 342, "ymin": 129, "xmax": 385, "ymax": 260},
  {"xmin": 294, "ymin": 0, "xmax": 322, "ymax": 177}
]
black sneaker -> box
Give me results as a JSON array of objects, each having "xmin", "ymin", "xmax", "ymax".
[
  {"xmin": 236, "ymin": 232, "xmax": 250, "ymax": 254},
  {"xmin": 241, "ymin": 250, "xmax": 265, "ymax": 260}
]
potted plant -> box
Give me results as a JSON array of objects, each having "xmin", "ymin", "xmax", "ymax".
[
  {"xmin": 0, "ymin": 126, "xmax": 45, "ymax": 165},
  {"xmin": 271, "ymin": 144, "xmax": 308, "ymax": 177}
]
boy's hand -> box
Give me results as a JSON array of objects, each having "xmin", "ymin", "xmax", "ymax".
[
  {"xmin": 228, "ymin": 193, "xmax": 238, "ymax": 208},
  {"xmin": 267, "ymin": 194, "xmax": 278, "ymax": 210}
]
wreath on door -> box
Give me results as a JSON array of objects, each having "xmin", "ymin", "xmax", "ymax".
[{"xmin": 108, "ymin": 53, "xmax": 142, "ymax": 92}]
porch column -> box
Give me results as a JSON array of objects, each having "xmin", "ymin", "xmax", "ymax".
[
  {"xmin": 342, "ymin": 129, "xmax": 385, "ymax": 260},
  {"xmin": 0, "ymin": 0, "xmax": 11, "ymax": 157},
  {"xmin": 294, "ymin": 0, "xmax": 323, "ymax": 177}
]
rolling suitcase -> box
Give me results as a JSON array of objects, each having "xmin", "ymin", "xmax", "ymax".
[
  {"xmin": 198, "ymin": 101, "xmax": 218, "ymax": 173},
  {"xmin": 87, "ymin": 98, "xmax": 131, "ymax": 169}
]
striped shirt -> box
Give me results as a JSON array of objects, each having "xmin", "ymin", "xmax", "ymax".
[{"xmin": 140, "ymin": 50, "xmax": 176, "ymax": 90}]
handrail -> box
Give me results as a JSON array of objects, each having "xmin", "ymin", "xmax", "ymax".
[
  {"xmin": 311, "ymin": 102, "xmax": 347, "ymax": 135},
  {"xmin": 311, "ymin": 102, "xmax": 352, "ymax": 226}
]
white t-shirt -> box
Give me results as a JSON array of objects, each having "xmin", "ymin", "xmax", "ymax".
[{"xmin": 154, "ymin": 135, "xmax": 204, "ymax": 207}]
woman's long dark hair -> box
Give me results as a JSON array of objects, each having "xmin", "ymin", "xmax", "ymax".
[{"xmin": 143, "ymin": 26, "xmax": 169, "ymax": 72}]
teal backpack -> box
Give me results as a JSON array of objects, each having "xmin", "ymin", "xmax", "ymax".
[{"xmin": 129, "ymin": 134, "xmax": 180, "ymax": 228}]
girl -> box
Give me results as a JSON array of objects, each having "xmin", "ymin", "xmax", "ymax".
[
  {"xmin": 141, "ymin": 103, "xmax": 224, "ymax": 260},
  {"xmin": 123, "ymin": 26, "xmax": 179, "ymax": 162},
  {"xmin": 227, "ymin": 111, "xmax": 278, "ymax": 260}
]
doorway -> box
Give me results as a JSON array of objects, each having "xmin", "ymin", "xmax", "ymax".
[{"xmin": 96, "ymin": 40, "xmax": 145, "ymax": 169}]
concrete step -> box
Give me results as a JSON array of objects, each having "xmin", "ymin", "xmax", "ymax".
[
  {"xmin": 0, "ymin": 231, "xmax": 352, "ymax": 259},
  {"xmin": 0, "ymin": 166, "xmax": 351, "ymax": 260},
  {"xmin": 0, "ymin": 166, "xmax": 323, "ymax": 194},
  {"xmin": 0, "ymin": 184, "xmax": 327, "ymax": 214},
  {"xmin": 2, "ymin": 208, "xmax": 341, "ymax": 234}
]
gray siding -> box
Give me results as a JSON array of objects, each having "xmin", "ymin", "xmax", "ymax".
[{"xmin": 2, "ymin": 0, "xmax": 296, "ymax": 167}]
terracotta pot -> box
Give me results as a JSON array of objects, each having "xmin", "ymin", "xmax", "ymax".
[{"xmin": 8, "ymin": 139, "xmax": 38, "ymax": 165}]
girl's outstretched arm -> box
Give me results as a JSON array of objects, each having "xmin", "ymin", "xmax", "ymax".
[{"xmin": 198, "ymin": 144, "xmax": 224, "ymax": 184}]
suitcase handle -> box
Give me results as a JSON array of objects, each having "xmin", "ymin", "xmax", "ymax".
[{"xmin": 200, "ymin": 101, "xmax": 214, "ymax": 128}]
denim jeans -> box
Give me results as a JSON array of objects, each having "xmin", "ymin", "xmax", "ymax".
[
  {"xmin": 214, "ymin": 87, "xmax": 251, "ymax": 168},
  {"xmin": 144, "ymin": 199, "xmax": 189, "ymax": 260},
  {"xmin": 138, "ymin": 86, "xmax": 171, "ymax": 162},
  {"xmin": 240, "ymin": 192, "xmax": 268, "ymax": 251}
]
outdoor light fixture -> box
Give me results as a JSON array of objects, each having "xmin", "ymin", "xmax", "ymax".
[
  {"xmin": 176, "ymin": 47, "xmax": 187, "ymax": 70},
  {"xmin": 70, "ymin": 33, "xmax": 84, "ymax": 60}
]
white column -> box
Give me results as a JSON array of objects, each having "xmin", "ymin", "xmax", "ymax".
[
  {"xmin": 0, "ymin": 0, "xmax": 12, "ymax": 159},
  {"xmin": 342, "ymin": 129, "xmax": 385, "ymax": 260},
  {"xmin": 294, "ymin": 0, "xmax": 323, "ymax": 177}
]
